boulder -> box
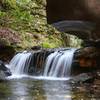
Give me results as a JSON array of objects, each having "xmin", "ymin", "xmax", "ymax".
[
  {"xmin": 70, "ymin": 73, "xmax": 95, "ymax": 84},
  {"xmin": 0, "ymin": 60, "xmax": 11, "ymax": 77},
  {"xmin": 74, "ymin": 47, "xmax": 100, "ymax": 68}
]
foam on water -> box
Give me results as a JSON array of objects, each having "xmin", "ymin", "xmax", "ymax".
[{"xmin": 7, "ymin": 75, "xmax": 70, "ymax": 81}]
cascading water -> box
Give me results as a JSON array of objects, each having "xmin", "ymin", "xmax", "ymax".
[
  {"xmin": 7, "ymin": 48, "xmax": 76, "ymax": 79},
  {"xmin": 43, "ymin": 48, "xmax": 76, "ymax": 77},
  {"xmin": 8, "ymin": 51, "xmax": 32, "ymax": 75}
]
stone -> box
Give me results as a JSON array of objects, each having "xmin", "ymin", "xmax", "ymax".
[
  {"xmin": 73, "ymin": 46, "xmax": 100, "ymax": 68},
  {"xmin": 0, "ymin": 70, "xmax": 6, "ymax": 80},
  {"xmin": 0, "ymin": 60, "xmax": 11, "ymax": 77},
  {"xmin": 31, "ymin": 46, "xmax": 42, "ymax": 50},
  {"xmin": 70, "ymin": 73, "xmax": 95, "ymax": 84}
]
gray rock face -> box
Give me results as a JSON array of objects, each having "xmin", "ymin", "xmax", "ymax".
[
  {"xmin": 53, "ymin": 21, "xmax": 95, "ymax": 40},
  {"xmin": 70, "ymin": 73, "xmax": 95, "ymax": 84},
  {"xmin": 0, "ymin": 60, "xmax": 11, "ymax": 80}
]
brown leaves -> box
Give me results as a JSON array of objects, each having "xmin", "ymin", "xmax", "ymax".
[{"xmin": 0, "ymin": 27, "xmax": 21, "ymax": 45}]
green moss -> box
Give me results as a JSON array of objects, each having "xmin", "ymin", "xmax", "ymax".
[
  {"xmin": 0, "ymin": 0, "xmax": 82, "ymax": 50},
  {"xmin": 42, "ymin": 42, "xmax": 51, "ymax": 48}
]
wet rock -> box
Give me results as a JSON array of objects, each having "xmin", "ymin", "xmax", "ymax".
[
  {"xmin": 70, "ymin": 73, "xmax": 95, "ymax": 84},
  {"xmin": 31, "ymin": 46, "xmax": 42, "ymax": 50},
  {"xmin": 74, "ymin": 47, "xmax": 97, "ymax": 58},
  {"xmin": 73, "ymin": 47, "xmax": 100, "ymax": 68},
  {"xmin": 4, "ymin": 68, "xmax": 11, "ymax": 76},
  {"xmin": 27, "ymin": 49, "xmax": 53, "ymax": 75},
  {"xmin": 0, "ymin": 60, "xmax": 11, "ymax": 77},
  {"xmin": 0, "ymin": 70, "xmax": 6, "ymax": 80},
  {"xmin": 0, "ymin": 60, "xmax": 7, "ymax": 71},
  {"xmin": 89, "ymin": 78, "xmax": 100, "ymax": 96}
]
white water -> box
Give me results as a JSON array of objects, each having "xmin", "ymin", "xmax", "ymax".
[
  {"xmin": 43, "ymin": 48, "xmax": 76, "ymax": 77},
  {"xmin": 8, "ymin": 51, "xmax": 32, "ymax": 75},
  {"xmin": 7, "ymin": 48, "xmax": 76, "ymax": 80}
]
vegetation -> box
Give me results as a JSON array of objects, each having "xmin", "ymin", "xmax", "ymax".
[{"xmin": 0, "ymin": 0, "xmax": 82, "ymax": 50}]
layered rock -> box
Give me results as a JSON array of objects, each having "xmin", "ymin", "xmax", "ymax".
[
  {"xmin": 72, "ymin": 45, "xmax": 100, "ymax": 75},
  {"xmin": 0, "ymin": 60, "xmax": 11, "ymax": 80}
]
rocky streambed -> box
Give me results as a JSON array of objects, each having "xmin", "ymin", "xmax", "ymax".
[{"xmin": 0, "ymin": 45, "xmax": 100, "ymax": 100}]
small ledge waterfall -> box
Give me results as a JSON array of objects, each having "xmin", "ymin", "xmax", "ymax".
[
  {"xmin": 8, "ymin": 48, "xmax": 76, "ymax": 78},
  {"xmin": 8, "ymin": 51, "xmax": 32, "ymax": 75},
  {"xmin": 43, "ymin": 48, "xmax": 76, "ymax": 77}
]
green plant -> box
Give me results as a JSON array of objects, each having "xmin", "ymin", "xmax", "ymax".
[{"xmin": 42, "ymin": 42, "xmax": 54, "ymax": 48}]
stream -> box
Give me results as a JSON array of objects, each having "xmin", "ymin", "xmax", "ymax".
[
  {"xmin": 0, "ymin": 49, "xmax": 100, "ymax": 100},
  {"xmin": 0, "ymin": 77, "xmax": 100, "ymax": 100}
]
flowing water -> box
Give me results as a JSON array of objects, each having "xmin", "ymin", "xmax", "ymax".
[
  {"xmin": 8, "ymin": 51, "xmax": 32, "ymax": 75},
  {"xmin": 0, "ymin": 78, "xmax": 100, "ymax": 100},
  {"xmin": 0, "ymin": 48, "xmax": 100, "ymax": 100},
  {"xmin": 43, "ymin": 49, "xmax": 76, "ymax": 77},
  {"xmin": 8, "ymin": 48, "xmax": 76, "ymax": 78}
]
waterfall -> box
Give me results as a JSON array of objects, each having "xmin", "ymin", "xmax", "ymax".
[
  {"xmin": 8, "ymin": 51, "xmax": 32, "ymax": 75},
  {"xmin": 7, "ymin": 48, "xmax": 76, "ymax": 78},
  {"xmin": 43, "ymin": 48, "xmax": 76, "ymax": 77}
]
